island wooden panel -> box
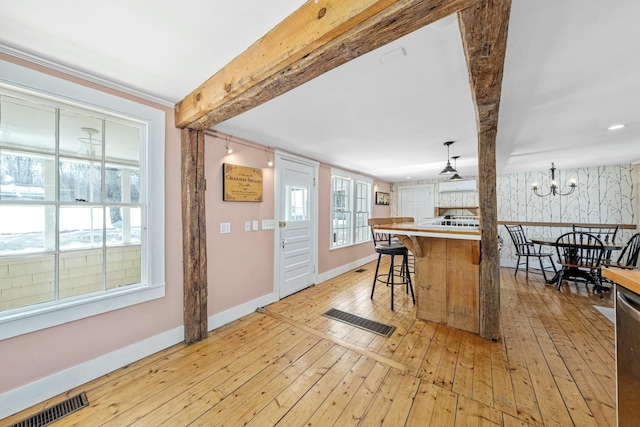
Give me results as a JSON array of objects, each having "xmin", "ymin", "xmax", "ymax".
[
  {"xmin": 414, "ymin": 237, "xmax": 447, "ymax": 323},
  {"xmin": 399, "ymin": 234, "xmax": 480, "ymax": 334},
  {"xmin": 446, "ymin": 239, "xmax": 480, "ymax": 333}
]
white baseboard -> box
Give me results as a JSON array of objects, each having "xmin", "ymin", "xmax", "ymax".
[
  {"xmin": 316, "ymin": 254, "xmax": 378, "ymax": 284},
  {"xmin": 0, "ymin": 291, "xmax": 280, "ymax": 420},
  {"xmin": 0, "ymin": 326, "xmax": 184, "ymax": 419},
  {"xmin": 207, "ymin": 292, "xmax": 278, "ymax": 331}
]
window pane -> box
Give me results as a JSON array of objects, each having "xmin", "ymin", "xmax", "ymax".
[
  {"xmin": 0, "ymin": 94, "xmax": 56, "ymax": 153},
  {"xmin": 107, "ymin": 207, "xmax": 141, "ymax": 245},
  {"xmin": 59, "ymin": 158, "xmax": 102, "ymax": 202},
  {"xmin": 287, "ymin": 186, "xmax": 308, "ymax": 221},
  {"xmin": 59, "ymin": 111, "xmax": 103, "ymax": 159},
  {"xmin": 130, "ymin": 169, "xmax": 140, "ymax": 203},
  {"xmin": 0, "ymin": 254, "xmax": 55, "ymax": 311},
  {"xmin": 59, "ymin": 249, "xmax": 104, "ymax": 299},
  {"xmin": 105, "ymin": 166, "xmax": 123, "ymax": 203},
  {"xmin": 106, "ymin": 120, "xmax": 140, "ymax": 164},
  {"xmin": 332, "ymin": 176, "xmax": 352, "ymax": 247},
  {"xmin": 1, "ymin": 152, "xmax": 56, "ymax": 201},
  {"xmin": 0, "ymin": 205, "xmax": 55, "ymax": 255},
  {"xmin": 354, "ymin": 181, "xmax": 371, "ymax": 243},
  {"xmin": 106, "ymin": 246, "xmax": 141, "ymax": 290},
  {"xmin": 59, "ymin": 206, "xmax": 104, "ymax": 249}
]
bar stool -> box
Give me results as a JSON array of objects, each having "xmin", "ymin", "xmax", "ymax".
[{"xmin": 368, "ymin": 218, "xmax": 416, "ymax": 310}]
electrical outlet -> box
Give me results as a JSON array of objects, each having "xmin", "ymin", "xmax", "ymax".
[{"xmin": 245, "ymin": 221, "xmax": 251, "ymax": 231}]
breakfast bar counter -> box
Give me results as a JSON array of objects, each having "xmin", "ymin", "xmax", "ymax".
[{"xmin": 374, "ymin": 222, "xmax": 481, "ymax": 334}]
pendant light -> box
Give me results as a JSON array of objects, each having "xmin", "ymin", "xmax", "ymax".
[
  {"xmin": 439, "ymin": 141, "xmax": 458, "ymax": 175},
  {"xmin": 449, "ymin": 156, "xmax": 463, "ymax": 181}
]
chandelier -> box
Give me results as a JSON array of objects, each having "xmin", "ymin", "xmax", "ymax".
[{"xmin": 531, "ymin": 163, "xmax": 577, "ymax": 197}]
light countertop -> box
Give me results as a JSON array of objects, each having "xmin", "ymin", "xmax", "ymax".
[
  {"xmin": 373, "ymin": 222, "xmax": 481, "ymax": 241},
  {"xmin": 603, "ymin": 268, "xmax": 640, "ymax": 294}
]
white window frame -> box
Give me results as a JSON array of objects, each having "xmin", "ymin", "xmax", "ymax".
[
  {"xmin": 0, "ymin": 59, "xmax": 165, "ymax": 340},
  {"xmin": 330, "ymin": 168, "xmax": 372, "ymax": 249}
]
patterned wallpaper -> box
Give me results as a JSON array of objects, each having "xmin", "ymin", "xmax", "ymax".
[
  {"xmin": 392, "ymin": 164, "xmax": 637, "ymax": 266},
  {"xmin": 498, "ymin": 163, "xmax": 636, "ymax": 265}
]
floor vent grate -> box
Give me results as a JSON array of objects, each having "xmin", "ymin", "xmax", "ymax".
[
  {"xmin": 323, "ymin": 308, "xmax": 395, "ymax": 337},
  {"xmin": 354, "ymin": 268, "xmax": 367, "ymax": 273},
  {"xmin": 10, "ymin": 392, "xmax": 89, "ymax": 427}
]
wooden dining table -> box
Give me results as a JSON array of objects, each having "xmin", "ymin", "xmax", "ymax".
[{"xmin": 530, "ymin": 237, "xmax": 626, "ymax": 288}]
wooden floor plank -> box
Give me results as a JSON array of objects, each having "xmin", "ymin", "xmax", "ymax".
[
  {"xmin": 434, "ymin": 328, "xmax": 463, "ymax": 390},
  {"xmin": 471, "ymin": 334, "xmax": 494, "ymax": 408},
  {"xmin": 380, "ymin": 371, "xmax": 421, "ymax": 426},
  {"xmin": 242, "ymin": 344, "xmax": 347, "ymax": 426},
  {"xmin": 451, "ymin": 329, "xmax": 476, "ymax": 400},
  {"xmin": 332, "ymin": 361, "xmax": 390, "ymax": 426},
  {"xmin": 210, "ymin": 340, "xmax": 336, "ymax": 427},
  {"xmin": 2, "ymin": 262, "xmax": 618, "ymax": 427},
  {"xmin": 275, "ymin": 349, "xmax": 363, "ymax": 426},
  {"xmin": 417, "ymin": 323, "xmax": 450, "ymax": 384},
  {"xmin": 358, "ymin": 368, "xmax": 406, "ymax": 425},
  {"xmin": 405, "ymin": 381, "xmax": 440, "ymax": 427},
  {"xmin": 456, "ymin": 395, "xmax": 503, "ymax": 426},
  {"xmin": 303, "ymin": 356, "xmax": 378, "ymax": 426},
  {"xmin": 490, "ymin": 338, "xmax": 518, "ymax": 416},
  {"xmin": 133, "ymin": 334, "xmax": 320, "ymax": 426}
]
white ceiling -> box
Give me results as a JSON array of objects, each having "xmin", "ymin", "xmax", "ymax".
[{"xmin": 1, "ymin": 0, "xmax": 638, "ymax": 182}]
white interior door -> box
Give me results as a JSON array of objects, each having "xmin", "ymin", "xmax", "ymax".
[
  {"xmin": 275, "ymin": 152, "xmax": 318, "ymax": 298},
  {"xmin": 399, "ymin": 185, "xmax": 435, "ymax": 220}
]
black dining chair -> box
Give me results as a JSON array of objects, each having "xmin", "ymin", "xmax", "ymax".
[
  {"xmin": 572, "ymin": 225, "xmax": 619, "ymax": 262},
  {"xmin": 603, "ymin": 232, "xmax": 640, "ymax": 270},
  {"xmin": 555, "ymin": 231, "xmax": 605, "ymax": 297},
  {"xmin": 368, "ymin": 218, "xmax": 415, "ymax": 311},
  {"xmin": 504, "ymin": 224, "xmax": 557, "ymax": 282}
]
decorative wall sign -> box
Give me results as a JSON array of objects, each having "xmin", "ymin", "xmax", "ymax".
[
  {"xmin": 375, "ymin": 191, "xmax": 390, "ymax": 205},
  {"xmin": 223, "ymin": 163, "xmax": 263, "ymax": 202}
]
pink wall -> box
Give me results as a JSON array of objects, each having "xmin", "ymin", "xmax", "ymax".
[
  {"xmin": 204, "ymin": 135, "xmax": 275, "ymax": 313},
  {"xmin": 0, "ymin": 53, "xmax": 184, "ymax": 394},
  {"xmin": 0, "ymin": 53, "xmax": 393, "ymax": 404}
]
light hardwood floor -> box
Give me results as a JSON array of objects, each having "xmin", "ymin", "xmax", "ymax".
[{"xmin": 3, "ymin": 261, "xmax": 616, "ymax": 426}]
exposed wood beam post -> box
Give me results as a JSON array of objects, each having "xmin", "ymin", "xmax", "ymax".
[
  {"xmin": 459, "ymin": 0, "xmax": 511, "ymax": 340},
  {"xmin": 175, "ymin": 0, "xmax": 477, "ymax": 130},
  {"xmin": 181, "ymin": 128, "xmax": 208, "ymax": 344}
]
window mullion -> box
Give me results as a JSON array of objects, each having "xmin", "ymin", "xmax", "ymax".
[{"xmin": 54, "ymin": 107, "xmax": 60, "ymax": 302}]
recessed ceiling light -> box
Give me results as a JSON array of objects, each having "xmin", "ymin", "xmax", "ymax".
[
  {"xmin": 406, "ymin": 176, "xmax": 411, "ymax": 180},
  {"xmin": 608, "ymin": 124, "xmax": 625, "ymax": 130}
]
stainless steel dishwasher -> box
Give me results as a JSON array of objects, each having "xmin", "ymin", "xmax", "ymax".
[{"xmin": 616, "ymin": 284, "xmax": 640, "ymax": 426}]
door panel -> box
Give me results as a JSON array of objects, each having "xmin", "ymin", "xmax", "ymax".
[
  {"xmin": 277, "ymin": 155, "xmax": 317, "ymax": 298},
  {"xmin": 400, "ymin": 185, "xmax": 435, "ymax": 220}
]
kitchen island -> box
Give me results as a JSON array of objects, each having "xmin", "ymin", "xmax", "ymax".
[{"xmin": 374, "ymin": 221, "xmax": 481, "ymax": 334}]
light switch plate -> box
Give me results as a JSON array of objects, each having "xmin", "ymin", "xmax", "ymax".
[
  {"xmin": 252, "ymin": 220, "xmax": 259, "ymax": 231},
  {"xmin": 262, "ymin": 219, "xmax": 275, "ymax": 230},
  {"xmin": 220, "ymin": 222, "xmax": 231, "ymax": 234},
  {"xmin": 244, "ymin": 221, "xmax": 251, "ymax": 232}
]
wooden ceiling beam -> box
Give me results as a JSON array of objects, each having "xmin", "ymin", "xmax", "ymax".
[{"xmin": 175, "ymin": 0, "xmax": 478, "ymax": 130}]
